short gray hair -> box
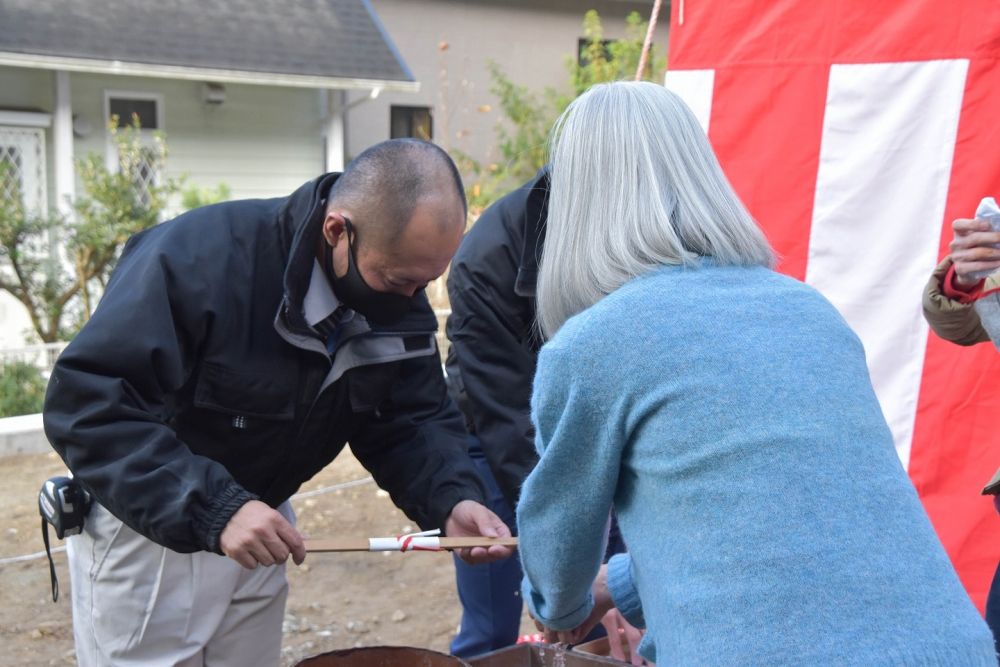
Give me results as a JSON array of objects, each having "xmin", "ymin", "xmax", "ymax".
[
  {"xmin": 536, "ymin": 81, "xmax": 774, "ymax": 339},
  {"xmin": 328, "ymin": 138, "xmax": 466, "ymax": 247}
]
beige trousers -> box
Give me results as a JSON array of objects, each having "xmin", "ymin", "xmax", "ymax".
[{"xmin": 66, "ymin": 502, "xmax": 291, "ymax": 667}]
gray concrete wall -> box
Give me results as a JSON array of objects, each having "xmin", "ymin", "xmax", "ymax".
[
  {"xmin": 351, "ymin": 0, "xmax": 669, "ymax": 165},
  {"xmin": 0, "ymin": 414, "xmax": 50, "ymax": 457}
]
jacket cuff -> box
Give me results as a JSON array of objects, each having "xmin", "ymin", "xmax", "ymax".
[
  {"xmin": 942, "ymin": 263, "xmax": 986, "ymax": 303},
  {"xmin": 198, "ymin": 484, "xmax": 258, "ymax": 554},
  {"xmin": 607, "ymin": 553, "xmax": 646, "ymax": 629}
]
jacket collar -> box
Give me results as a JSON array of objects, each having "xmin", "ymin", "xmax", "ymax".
[
  {"xmin": 514, "ymin": 167, "xmax": 550, "ymax": 298},
  {"xmin": 278, "ymin": 173, "xmax": 339, "ymax": 334}
]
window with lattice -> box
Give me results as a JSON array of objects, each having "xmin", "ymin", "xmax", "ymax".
[
  {"xmin": 0, "ymin": 127, "xmax": 47, "ymax": 214},
  {"xmin": 117, "ymin": 144, "xmax": 159, "ymax": 208},
  {"xmin": 0, "ymin": 145, "xmax": 23, "ymax": 208},
  {"xmin": 105, "ymin": 93, "xmax": 163, "ymax": 208}
]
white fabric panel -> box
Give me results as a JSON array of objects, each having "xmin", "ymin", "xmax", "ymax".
[
  {"xmin": 664, "ymin": 69, "xmax": 715, "ymax": 133},
  {"xmin": 806, "ymin": 59, "xmax": 969, "ymax": 468}
]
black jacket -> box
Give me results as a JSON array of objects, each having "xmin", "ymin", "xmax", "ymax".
[
  {"xmin": 445, "ymin": 169, "xmax": 548, "ymax": 505},
  {"xmin": 44, "ymin": 174, "xmax": 484, "ymax": 554}
]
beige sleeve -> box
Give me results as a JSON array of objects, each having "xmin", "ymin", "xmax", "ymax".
[{"xmin": 921, "ymin": 258, "xmax": 990, "ymax": 346}]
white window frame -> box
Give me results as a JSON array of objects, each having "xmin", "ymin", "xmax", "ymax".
[{"xmin": 0, "ymin": 110, "xmax": 52, "ymax": 129}]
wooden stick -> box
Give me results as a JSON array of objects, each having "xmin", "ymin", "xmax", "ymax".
[
  {"xmin": 305, "ymin": 536, "xmax": 518, "ymax": 553},
  {"xmin": 635, "ymin": 0, "xmax": 665, "ymax": 81}
]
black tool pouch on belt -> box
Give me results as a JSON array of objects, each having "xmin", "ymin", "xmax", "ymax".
[{"xmin": 38, "ymin": 476, "xmax": 92, "ymax": 602}]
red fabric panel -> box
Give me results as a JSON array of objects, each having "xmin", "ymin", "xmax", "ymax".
[
  {"xmin": 671, "ymin": 0, "xmax": 1000, "ymax": 613},
  {"xmin": 708, "ymin": 64, "xmax": 828, "ymax": 280},
  {"xmin": 910, "ymin": 57, "xmax": 1000, "ymax": 611},
  {"xmin": 669, "ymin": 0, "xmax": 1000, "ymax": 68}
]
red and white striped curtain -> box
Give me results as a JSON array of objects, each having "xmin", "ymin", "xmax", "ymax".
[{"xmin": 665, "ymin": 0, "xmax": 1000, "ymax": 610}]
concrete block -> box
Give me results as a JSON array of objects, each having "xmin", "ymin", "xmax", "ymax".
[{"xmin": 0, "ymin": 413, "xmax": 51, "ymax": 456}]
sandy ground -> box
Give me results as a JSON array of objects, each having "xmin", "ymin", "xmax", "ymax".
[{"xmin": 0, "ymin": 450, "xmax": 533, "ymax": 666}]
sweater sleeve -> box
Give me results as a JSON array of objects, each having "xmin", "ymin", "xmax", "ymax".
[
  {"xmin": 922, "ymin": 258, "xmax": 990, "ymax": 346},
  {"xmin": 517, "ymin": 340, "xmax": 624, "ymax": 630},
  {"xmin": 607, "ymin": 553, "xmax": 646, "ymax": 629}
]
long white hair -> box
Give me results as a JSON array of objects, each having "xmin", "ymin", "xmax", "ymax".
[{"xmin": 536, "ymin": 81, "xmax": 775, "ymax": 339}]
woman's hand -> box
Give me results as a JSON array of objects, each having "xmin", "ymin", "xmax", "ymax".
[
  {"xmin": 531, "ymin": 568, "xmax": 651, "ymax": 664},
  {"xmin": 601, "ymin": 608, "xmax": 650, "ymax": 665},
  {"xmin": 532, "ymin": 564, "xmax": 618, "ymax": 644}
]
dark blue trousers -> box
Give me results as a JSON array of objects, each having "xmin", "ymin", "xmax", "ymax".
[
  {"xmin": 450, "ymin": 437, "xmax": 626, "ymax": 658},
  {"xmin": 986, "ymin": 561, "xmax": 1000, "ymax": 657},
  {"xmin": 450, "ymin": 440, "xmax": 523, "ymax": 657}
]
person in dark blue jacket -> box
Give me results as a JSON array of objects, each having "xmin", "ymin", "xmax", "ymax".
[
  {"xmin": 445, "ymin": 170, "xmax": 637, "ymax": 660},
  {"xmin": 43, "ymin": 139, "xmax": 512, "ymax": 666},
  {"xmin": 444, "ymin": 171, "xmax": 548, "ymax": 657}
]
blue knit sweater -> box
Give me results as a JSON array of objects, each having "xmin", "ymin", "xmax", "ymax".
[{"xmin": 518, "ymin": 263, "xmax": 995, "ymax": 665}]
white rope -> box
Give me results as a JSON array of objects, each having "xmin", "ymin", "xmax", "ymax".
[
  {"xmin": 0, "ymin": 476, "xmax": 375, "ymax": 567},
  {"xmin": 290, "ymin": 476, "xmax": 374, "ymax": 500},
  {"xmin": 0, "ymin": 545, "xmax": 66, "ymax": 566}
]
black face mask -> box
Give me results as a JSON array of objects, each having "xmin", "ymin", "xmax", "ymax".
[{"xmin": 325, "ymin": 218, "xmax": 413, "ymax": 325}]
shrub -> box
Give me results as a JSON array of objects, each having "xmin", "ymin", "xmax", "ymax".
[{"xmin": 0, "ymin": 360, "xmax": 47, "ymax": 417}]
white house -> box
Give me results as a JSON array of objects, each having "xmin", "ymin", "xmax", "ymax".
[
  {"xmin": 0, "ymin": 0, "xmax": 666, "ymax": 348},
  {"xmin": 0, "ymin": 0, "xmax": 419, "ymax": 347}
]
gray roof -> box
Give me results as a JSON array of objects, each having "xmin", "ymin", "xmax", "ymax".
[{"xmin": 0, "ymin": 0, "xmax": 414, "ymax": 88}]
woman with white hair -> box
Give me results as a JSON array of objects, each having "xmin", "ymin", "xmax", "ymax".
[{"xmin": 516, "ymin": 81, "xmax": 995, "ymax": 665}]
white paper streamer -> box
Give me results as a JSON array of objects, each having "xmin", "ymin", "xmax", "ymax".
[{"xmin": 368, "ymin": 528, "xmax": 442, "ymax": 552}]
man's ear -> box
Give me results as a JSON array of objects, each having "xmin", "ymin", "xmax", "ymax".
[{"xmin": 322, "ymin": 211, "xmax": 348, "ymax": 248}]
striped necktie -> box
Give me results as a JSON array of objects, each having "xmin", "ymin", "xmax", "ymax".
[{"xmin": 313, "ymin": 306, "xmax": 347, "ymax": 355}]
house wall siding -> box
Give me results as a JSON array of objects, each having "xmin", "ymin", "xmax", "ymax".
[
  {"xmin": 352, "ymin": 0, "xmax": 668, "ymax": 164},
  {"xmin": 0, "ymin": 67, "xmax": 329, "ymax": 207},
  {"xmin": 0, "ymin": 66, "xmax": 53, "ymax": 110},
  {"xmin": 69, "ymin": 74, "xmax": 326, "ymax": 204}
]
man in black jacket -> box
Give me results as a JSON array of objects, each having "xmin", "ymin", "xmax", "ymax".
[
  {"xmin": 446, "ymin": 169, "xmax": 633, "ymax": 659},
  {"xmin": 446, "ymin": 169, "xmax": 551, "ymax": 505},
  {"xmin": 44, "ymin": 139, "xmax": 511, "ymax": 666},
  {"xmin": 445, "ymin": 170, "xmax": 546, "ymax": 656}
]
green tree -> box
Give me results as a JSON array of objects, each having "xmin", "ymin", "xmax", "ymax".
[
  {"xmin": 566, "ymin": 10, "xmax": 660, "ymax": 100},
  {"xmin": 180, "ymin": 182, "xmax": 231, "ymax": 211},
  {"xmin": 0, "ymin": 165, "xmax": 74, "ymax": 343},
  {"xmin": 459, "ymin": 10, "xmax": 667, "ymax": 212},
  {"xmin": 0, "ymin": 116, "xmax": 180, "ymax": 342}
]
